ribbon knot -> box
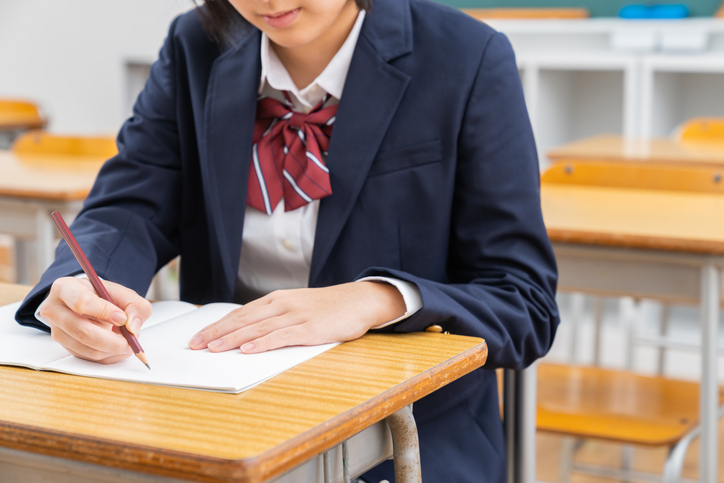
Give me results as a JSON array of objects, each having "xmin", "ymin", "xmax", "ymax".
[
  {"xmin": 288, "ymin": 112, "xmax": 306, "ymax": 129},
  {"xmin": 246, "ymin": 94, "xmax": 338, "ymax": 215}
]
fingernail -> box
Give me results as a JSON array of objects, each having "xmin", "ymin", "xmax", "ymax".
[
  {"xmin": 128, "ymin": 317, "xmax": 142, "ymax": 335},
  {"xmin": 189, "ymin": 334, "xmax": 203, "ymax": 348},
  {"xmin": 207, "ymin": 339, "xmax": 223, "ymax": 350},
  {"xmin": 241, "ymin": 342, "xmax": 255, "ymax": 353},
  {"xmin": 112, "ymin": 312, "xmax": 127, "ymax": 325}
]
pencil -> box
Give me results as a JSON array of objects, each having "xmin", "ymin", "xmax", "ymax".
[{"xmin": 50, "ymin": 211, "xmax": 151, "ymax": 370}]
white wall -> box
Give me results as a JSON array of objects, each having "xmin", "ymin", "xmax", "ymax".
[{"xmin": 0, "ymin": 0, "xmax": 193, "ymax": 135}]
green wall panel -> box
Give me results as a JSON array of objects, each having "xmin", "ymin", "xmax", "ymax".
[{"xmin": 432, "ymin": 0, "xmax": 722, "ymax": 17}]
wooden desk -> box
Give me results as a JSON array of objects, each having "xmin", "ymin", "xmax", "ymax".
[
  {"xmin": 0, "ymin": 283, "xmax": 488, "ymax": 483},
  {"xmin": 547, "ymin": 134, "xmax": 724, "ymax": 168},
  {"xmin": 541, "ymin": 181, "xmax": 724, "ymax": 483},
  {"xmin": 0, "ymin": 150, "xmax": 105, "ymax": 283}
]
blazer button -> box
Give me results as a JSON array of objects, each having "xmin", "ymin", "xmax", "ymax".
[{"xmin": 425, "ymin": 325, "xmax": 443, "ymax": 333}]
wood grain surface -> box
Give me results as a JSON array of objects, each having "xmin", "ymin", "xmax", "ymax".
[
  {"xmin": 0, "ymin": 284, "xmax": 488, "ymax": 482},
  {"xmin": 547, "ymin": 135, "xmax": 724, "ymax": 168},
  {"xmin": 537, "ymin": 363, "xmax": 724, "ymax": 446},
  {"xmin": 542, "ymin": 183, "xmax": 724, "ymax": 255},
  {"xmin": 0, "ymin": 150, "xmax": 104, "ymax": 201}
]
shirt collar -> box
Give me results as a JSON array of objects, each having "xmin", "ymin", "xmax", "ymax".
[{"xmin": 259, "ymin": 10, "xmax": 366, "ymax": 108}]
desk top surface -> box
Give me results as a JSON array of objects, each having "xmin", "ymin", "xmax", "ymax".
[
  {"xmin": 0, "ymin": 150, "xmax": 105, "ymax": 202},
  {"xmin": 0, "ymin": 284, "xmax": 487, "ymax": 482},
  {"xmin": 547, "ymin": 135, "xmax": 724, "ymax": 167},
  {"xmin": 542, "ymin": 182, "xmax": 724, "ymax": 254}
]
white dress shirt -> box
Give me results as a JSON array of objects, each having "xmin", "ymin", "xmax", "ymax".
[{"xmin": 237, "ymin": 10, "xmax": 421, "ymax": 328}]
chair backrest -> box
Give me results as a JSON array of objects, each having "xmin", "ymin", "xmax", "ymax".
[
  {"xmin": 673, "ymin": 117, "xmax": 724, "ymax": 144},
  {"xmin": 717, "ymin": 1, "xmax": 724, "ymax": 17},
  {"xmin": 11, "ymin": 131, "xmax": 117, "ymax": 158},
  {"xmin": 462, "ymin": 8, "xmax": 589, "ymax": 19},
  {"xmin": 542, "ymin": 160, "xmax": 724, "ymax": 194},
  {"xmin": 0, "ymin": 99, "xmax": 47, "ymax": 130}
]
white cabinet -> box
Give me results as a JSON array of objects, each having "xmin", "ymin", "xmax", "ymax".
[{"xmin": 487, "ymin": 18, "xmax": 724, "ymax": 167}]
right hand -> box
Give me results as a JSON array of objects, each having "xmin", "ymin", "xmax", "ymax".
[{"xmin": 39, "ymin": 277, "xmax": 153, "ymax": 364}]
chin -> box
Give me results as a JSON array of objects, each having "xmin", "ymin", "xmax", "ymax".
[{"xmin": 267, "ymin": 31, "xmax": 316, "ymax": 49}]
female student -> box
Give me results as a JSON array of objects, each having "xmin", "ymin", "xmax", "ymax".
[{"xmin": 16, "ymin": 0, "xmax": 559, "ymax": 481}]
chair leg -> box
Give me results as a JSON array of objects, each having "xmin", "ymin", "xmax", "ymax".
[
  {"xmin": 619, "ymin": 296, "xmax": 637, "ymax": 370},
  {"xmin": 662, "ymin": 403, "xmax": 724, "ymax": 483},
  {"xmin": 592, "ymin": 298, "xmax": 605, "ymax": 366},
  {"xmin": 568, "ymin": 293, "xmax": 585, "ymax": 363},
  {"xmin": 621, "ymin": 445, "xmax": 634, "ymax": 483},
  {"xmin": 656, "ymin": 304, "xmax": 670, "ymax": 376},
  {"xmin": 558, "ymin": 437, "xmax": 576, "ymax": 483}
]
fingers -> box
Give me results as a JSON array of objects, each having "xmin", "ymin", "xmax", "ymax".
[
  {"xmin": 188, "ymin": 301, "xmax": 284, "ymax": 351},
  {"xmin": 49, "ymin": 277, "xmax": 128, "ymax": 327},
  {"xmin": 104, "ymin": 282, "xmax": 153, "ymax": 335},
  {"xmin": 48, "ymin": 307, "xmax": 132, "ymax": 361},
  {"xmin": 240, "ymin": 324, "xmax": 312, "ymax": 354},
  {"xmin": 41, "ymin": 276, "xmax": 152, "ymax": 363}
]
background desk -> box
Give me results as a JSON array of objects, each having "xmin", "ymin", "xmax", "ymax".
[
  {"xmin": 0, "ymin": 150, "xmax": 104, "ymax": 284},
  {"xmin": 0, "ymin": 283, "xmax": 488, "ymax": 483},
  {"xmin": 548, "ymin": 134, "xmax": 724, "ymax": 167},
  {"xmin": 542, "ymin": 181, "xmax": 724, "ymax": 483}
]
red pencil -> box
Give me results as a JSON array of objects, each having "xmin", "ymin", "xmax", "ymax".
[{"xmin": 50, "ymin": 211, "xmax": 151, "ymax": 370}]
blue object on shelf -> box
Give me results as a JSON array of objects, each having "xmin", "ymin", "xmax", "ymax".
[
  {"xmin": 619, "ymin": 4, "xmax": 690, "ymax": 18},
  {"xmin": 651, "ymin": 4, "xmax": 689, "ymax": 17},
  {"xmin": 619, "ymin": 4, "xmax": 651, "ymax": 18}
]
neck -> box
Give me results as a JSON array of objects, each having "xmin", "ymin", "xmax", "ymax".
[{"xmin": 272, "ymin": 2, "xmax": 359, "ymax": 90}]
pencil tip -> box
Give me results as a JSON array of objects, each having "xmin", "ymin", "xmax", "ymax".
[{"xmin": 136, "ymin": 351, "xmax": 150, "ymax": 369}]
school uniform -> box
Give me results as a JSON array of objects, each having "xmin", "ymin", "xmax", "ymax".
[{"xmin": 16, "ymin": 0, "xmax": 560, "ymax": 481}]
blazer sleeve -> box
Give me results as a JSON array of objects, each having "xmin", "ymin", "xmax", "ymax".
[
  {"xmin": 359, "ymin": 32, "xmax": 559, "ymax": 370},
  {"xmin": 15, "ymin": 17, "xmax": 185, "ymax": 329}
]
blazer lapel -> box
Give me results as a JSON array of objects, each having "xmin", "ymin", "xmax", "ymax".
[
  {"xmin": 309, "ymin": 0, "xmax": 413, "ymax": 287},
  {"xmin": 201, "ymin": 30, "xmax": 261, "ymax": 299}
]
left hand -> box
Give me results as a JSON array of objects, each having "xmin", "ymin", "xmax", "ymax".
[{"xmin": 188, "ymin": 282, "xmax": 406, "ymax": 354}]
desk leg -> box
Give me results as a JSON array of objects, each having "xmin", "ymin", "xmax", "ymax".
[
  {"xmin": 14, "ymin": 239, "xmax": 30, "ymax": 284},
  {"xmin": 36, "ymin": 210, "xmax": 55, "ymax": 278},
  {"xmin": 700, "ymin": 264, "xmax": 719, "ymax": 483},
  {"xmin": 386, "ymin": 405, "xmax": 421, "ymax": 483},
  {"xmin": 504, "ymin": 364, "xmax": 538, "ymax": 483}
]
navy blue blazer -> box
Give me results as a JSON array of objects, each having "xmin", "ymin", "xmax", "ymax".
[{"xmin": 17, "ymin": 0, "xmax": 559, "ymax": 481}]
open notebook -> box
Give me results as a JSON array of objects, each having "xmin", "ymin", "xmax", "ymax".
[{"xmin": 0, "ymin": 301, "xmax": 337, "ymax": 393}]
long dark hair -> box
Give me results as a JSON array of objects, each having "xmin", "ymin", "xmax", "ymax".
[{"xmin": 196, "ymin": 0, "xmax": 373, "ymax": 45}]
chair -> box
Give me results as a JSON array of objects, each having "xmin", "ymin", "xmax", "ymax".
[
  {"xmin": 0, "ymin": 99, "xmax": 47, "ymax": 149},
  {"xmin": 537, "ymin": 363, "xmax": 724, "ymax": 483},
  {"xmin": 674, "ymin": 117, "xmax": 724, "ymax": 145},
  {"xmin": 462, "ymin": 8, "xmax": 589, "ymax": 20},
  {"xmin": 717, "ymin": 1, "xmax": 724, "ymax": 18},
  {"xmin": 11, "ymin": 130, "xmax": 117, "ymax": 158}
]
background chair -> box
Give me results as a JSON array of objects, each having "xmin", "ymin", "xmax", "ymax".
[
  {"xmin": 12, "ymin": 130, "xmax": 117, "ymax": 158},
  {"xmin": 537, "ymin": 363, "xmax": 724, "ymax": 483},
  {"xmin": 0, "ymin": 99, "xmax": 47, "ymax": 149},
  {"xmin": 674, "ymin": 117, "xmax": 724, "ymax": 145}
]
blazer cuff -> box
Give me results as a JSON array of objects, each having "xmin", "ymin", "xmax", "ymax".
[{"xmin": 356, "ymin": 276, "xmax": 422, "ymax": 328}]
